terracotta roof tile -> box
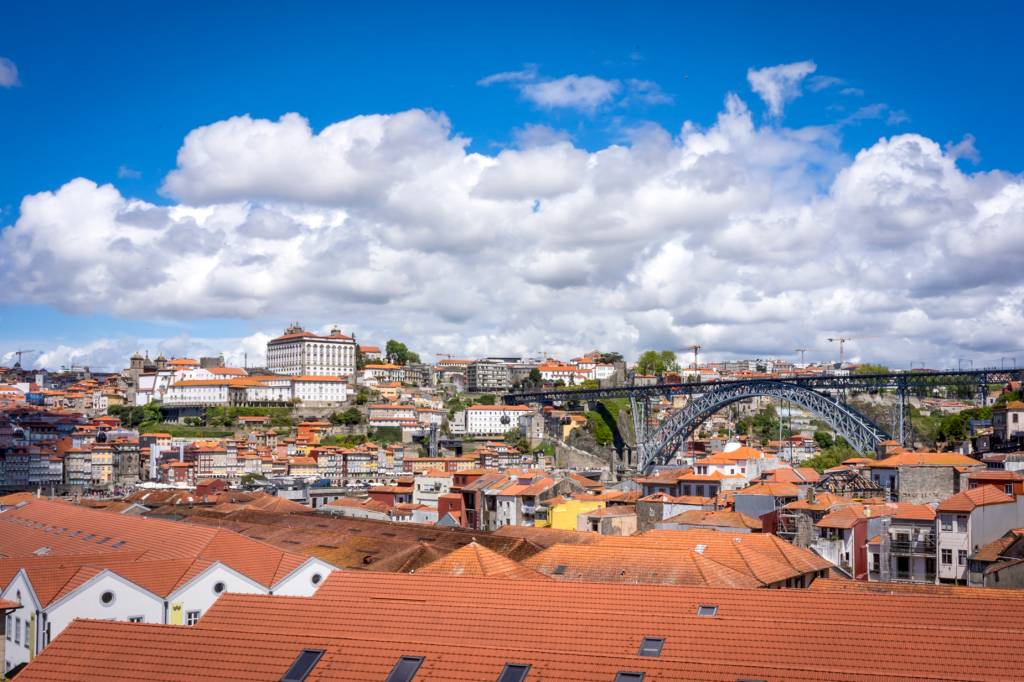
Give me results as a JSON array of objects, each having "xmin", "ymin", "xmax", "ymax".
[
  {"xmin": 937, "ymin": 485, "xmax": 1015, "ymax": 512},
  {"xmin": 415, "ymin": 542, "xmax": 548, "ymax": 580}
]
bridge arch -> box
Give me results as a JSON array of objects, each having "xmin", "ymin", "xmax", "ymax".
[{"xmin": 638, "ymin": 380, "xmax": 892, "ymax": 471}]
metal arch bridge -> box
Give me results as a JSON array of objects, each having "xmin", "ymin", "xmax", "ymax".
[{"xmin": 504, "ymin": 368, "xmax": 1024, "ymax": 471}]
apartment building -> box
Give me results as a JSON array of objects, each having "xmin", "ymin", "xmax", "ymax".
[
  {"xmin": 869, "ymin": 504, "xmax": 938, "ymax": 584},
  {"xmin": 936, "ymin": 485, "xmax": 1024, "ymax": 583},
  {"xmin": 467, "ymin": 359, "xmax": 511, "ymax": 393}
]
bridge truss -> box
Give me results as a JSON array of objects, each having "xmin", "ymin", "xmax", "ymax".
[{"xmin": 505, "ymin": 368, "xmax": 1024, "ymax": 471}]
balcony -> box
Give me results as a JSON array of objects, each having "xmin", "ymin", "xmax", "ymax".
[
  {"xmin": 889, "ymin": 539, "xmax": 936, "ymax": 555},
  {"xmin": 894, "ymin": 571, "xmax": 937, "ymax": 583}
]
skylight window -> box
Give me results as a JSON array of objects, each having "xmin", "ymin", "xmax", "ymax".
[
  {"xmin": 694, "ymin": 544, "xmax": 706, "ymax": 554},
  {"xmin": 496, "ymin": 663, "xmax": 531, "ymax": 682},
  {"xmin": 386, "ymin": 656, "xmax": 424, "ymax": 682},
  {"xmin": 615, "ymin": 673, "xmax": 645, "ymax": 682},
  {"xmin": 697, "ymin": 604, "xmax": 718, "ymax": 617},
  {"xmin": 553, "ymin": 564, "xmax": 567, "ymax": 575},
  {"xmin": 280, "ymin": 649, "xmax": 324, "ymax": 682},
  {"xmin": 637, "ymin": 637, "xmax": 664, "ymax": 657}
]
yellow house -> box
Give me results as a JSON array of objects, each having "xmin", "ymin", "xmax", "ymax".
[
  {"xmin": 561, "ymin": 414, "xmax": 589, "ymax": 441},
  {"xmin": 537, "ymin": 498, "xmax": 606, "ymax": 529}
]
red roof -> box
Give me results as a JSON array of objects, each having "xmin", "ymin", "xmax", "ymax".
[
  {"xmin": 937, "ymin": 485, "xmax": 1015, "ymax": 513},
  {"xmin": 20, "ymin": 570, "xmax": 1024, "ymax": 681}
]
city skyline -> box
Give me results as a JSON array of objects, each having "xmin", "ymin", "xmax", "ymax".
[{"xmin": 2, "ymin": 2, "xmax": 1022, "ymax": 370}]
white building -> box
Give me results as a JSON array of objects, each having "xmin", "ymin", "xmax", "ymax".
[
  {"xmin": 936, "ymin": 485, "xmax": 1024, "ymax": 583},
  {"xmin": 164, "ymin": 376, "xmax": 347, "ymax": 407},
  {"xmin": 266, "ymin": 324, "xmax": 356, "ymax": 378},
  {"xmin": 465, "ymin": 405, "xmax": 531, "ymax": 436}
]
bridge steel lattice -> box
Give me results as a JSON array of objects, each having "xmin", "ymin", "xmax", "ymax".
[
  {"xmin": 504, "ymin": 368, "xmax": 1024, "ymax": 472},
  {"xmin": 636, "ymin": 381, "xmax": 891, "ymax": 471}
]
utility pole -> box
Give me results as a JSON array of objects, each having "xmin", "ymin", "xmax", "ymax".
[
  {"xmin": 827, "ymin": 337, "xmax": 851, "ymax": 366},
  {"xmin": 687, "ymin": 344, "xmax": 702, "ymax": 371}
]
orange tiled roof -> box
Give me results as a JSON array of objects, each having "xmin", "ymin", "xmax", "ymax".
[
  {"xmin": 0, "ymin": 499, "xmax": 310, "ymax": 588},
  {"xmin": 734, "ymin": 482, "xmax": 801, "ymax": 497},
  {"xmin": 524, "ymin": 529, "xmax": 829, "ymax": 587},
  {"xmin": 661, "ymin": 509, "xmax": 763, "ymax": 530},
  {"xmin": 937, "ymin": 485, "xmax": 1015, "ymax": 513},
  {"xmin": 869, "ymin": 451, "xmax": 982, "ymax": 468},
  {"xmin": 414, "ymin": 542, "xmax": 548, "ymax": 580}
]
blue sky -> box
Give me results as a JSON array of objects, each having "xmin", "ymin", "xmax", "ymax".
[{"xmin": 1, "ymin": 2, "xmax": 1022, "ymax": 369}]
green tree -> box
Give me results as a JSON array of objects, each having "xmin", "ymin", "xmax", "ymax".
[
  {"xmin": 477, "ymin": 394, "xmax": 496, "ymax": 405},
  {"xmin": 803, "ymin": 444, "xmax": 855, "ymax": 472},
  {"xmin": 355, "ymin": 388, "xmax": 370, "ymax": 405},
  {"xmin": 368, "ymin": 426, "xmax": 402, "ymax": 443},
  {"xmin": 330, "ymin": 407, "xmax": 363, "ymax": 426},
  {"xmin": 636, "ymin": 350, "xmax": 680, "ymax": 377},
  {"xmin": 385, "ymin": 340, "xmax": 421, "ymax": 366},
  {"xmin": 814, "ymin": 430, "xmax": 835, "ymax": 449},
  {"xmin": 995, "ymin": 390, "xmax": 1022, "ymax": 407},
  {"xmin": 585, "ymin": 411, "xmax": 614, "ymax": 446},
  {"xmin": 528, "ymin": 368, "xmax": 542, "ymax": 383},
  {"xmin": 854, "ymin": 364, "xmax": 890, "ymax": 375},
  {"xmin": 503, "ymin": 428, "xmax": 529, "ymax": 452},
  {"xmin": 596, "ymin": 352, "xmax": 623, "ymax": 365}
]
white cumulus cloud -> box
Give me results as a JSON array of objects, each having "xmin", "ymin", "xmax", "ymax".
[
  {"xmin": 3, "ymin": 83, "xmax": 1023, "ymax": 370},
  {"xmin": 747, "ymin": 60, "xmax": 817, "ymax": 117}
]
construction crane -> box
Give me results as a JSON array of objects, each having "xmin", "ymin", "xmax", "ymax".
[
  {"xmin": 827, "ymin": 337, "xmax": 852, "ymax": 365},
  {"xmin": 10, "ymin": 349, "xmax": 39, "ymax": 368},
  {"xmin": 794, "ymin": 348, "xmax": 810, "ymax": 363},
  {"xmin": 686, "ymin": 344, "xmax": 702, "ymax": 370}
]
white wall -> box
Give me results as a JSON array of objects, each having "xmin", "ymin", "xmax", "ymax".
[
  {"xmin": 2, "ymin": 573, "xmax": 39, "ymax": 672},
  {"xmin": 272, "ymin": 559, "xmax": 336, "ymax": 597},
  {"xmin": 47, "ymin": 573, "xmax": 163, "ymax": 649},
  {"xmin": 168, "ymin": 565, "xmax": 268, "ymax": 625}
]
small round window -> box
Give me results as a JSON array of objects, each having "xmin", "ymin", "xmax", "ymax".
[
  {"xmin": 213, "ymin": 581, "xmax": 226, "ymax": 594},
  {"xmin": 100, "ymin": 590, "xmax": 115, "ymax": 606},
  {"xmin": 311, "ymin": 573, "xmax": 323, "ymax": 585}
]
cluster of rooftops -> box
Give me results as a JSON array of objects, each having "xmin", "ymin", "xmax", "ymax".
[{"xmin": 1, "ymin": 494, "xmax": 1024, "ymax": 680}]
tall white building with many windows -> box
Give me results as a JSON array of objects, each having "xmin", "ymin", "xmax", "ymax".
[{"xmin": 266, "ymin": 324, "xmax": 356, "ymax": 377}]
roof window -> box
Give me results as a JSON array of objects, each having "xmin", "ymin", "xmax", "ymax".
[
  {"xmin": 694, "ymin": 544, "xmax": 706, "ymax": 554},
  {"xmin": 280, "ymin": 649, "xmax": 324, "ymax": 682},
  {"xmin": 386, "ymin": 656, "xmax": 424, "ymax": 682},
  {"xmin": 637, "ymin": 637, "xmax": 664, "ymax": 657},
  {"xmin": 615, "ymin": 673, "xmax": 645, "ymax": 682},
  {"xmin": 553, "ymin": 564, "xmax": 567, "ymax": 575},
  {"xmin": 496, "ymin": 663, "xmax": 531, "ymax": 682},
  {"xmin": 697, "ymin": 604, "xmax": 718, "ymax": 617}
]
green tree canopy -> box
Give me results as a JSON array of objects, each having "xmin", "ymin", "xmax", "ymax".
[
  {"xmin": 854, "ymin": 363, "xmax": 891, "ymax": 375},
  {"xmin": 636, "ymin": 350, "xmax": 680, "ymax": 376},
  {"xmin": 385, "ymin": 340, "xmax": 421, "ymax": 365},
  {"xmin": 330, "ymin": 407, "xmax": 363, "ymax": 426}
]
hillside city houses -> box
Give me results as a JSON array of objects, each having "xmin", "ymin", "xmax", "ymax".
[{"xmin": 1, "ymin": 327, "xmax": 1024, "ymax": 680}]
